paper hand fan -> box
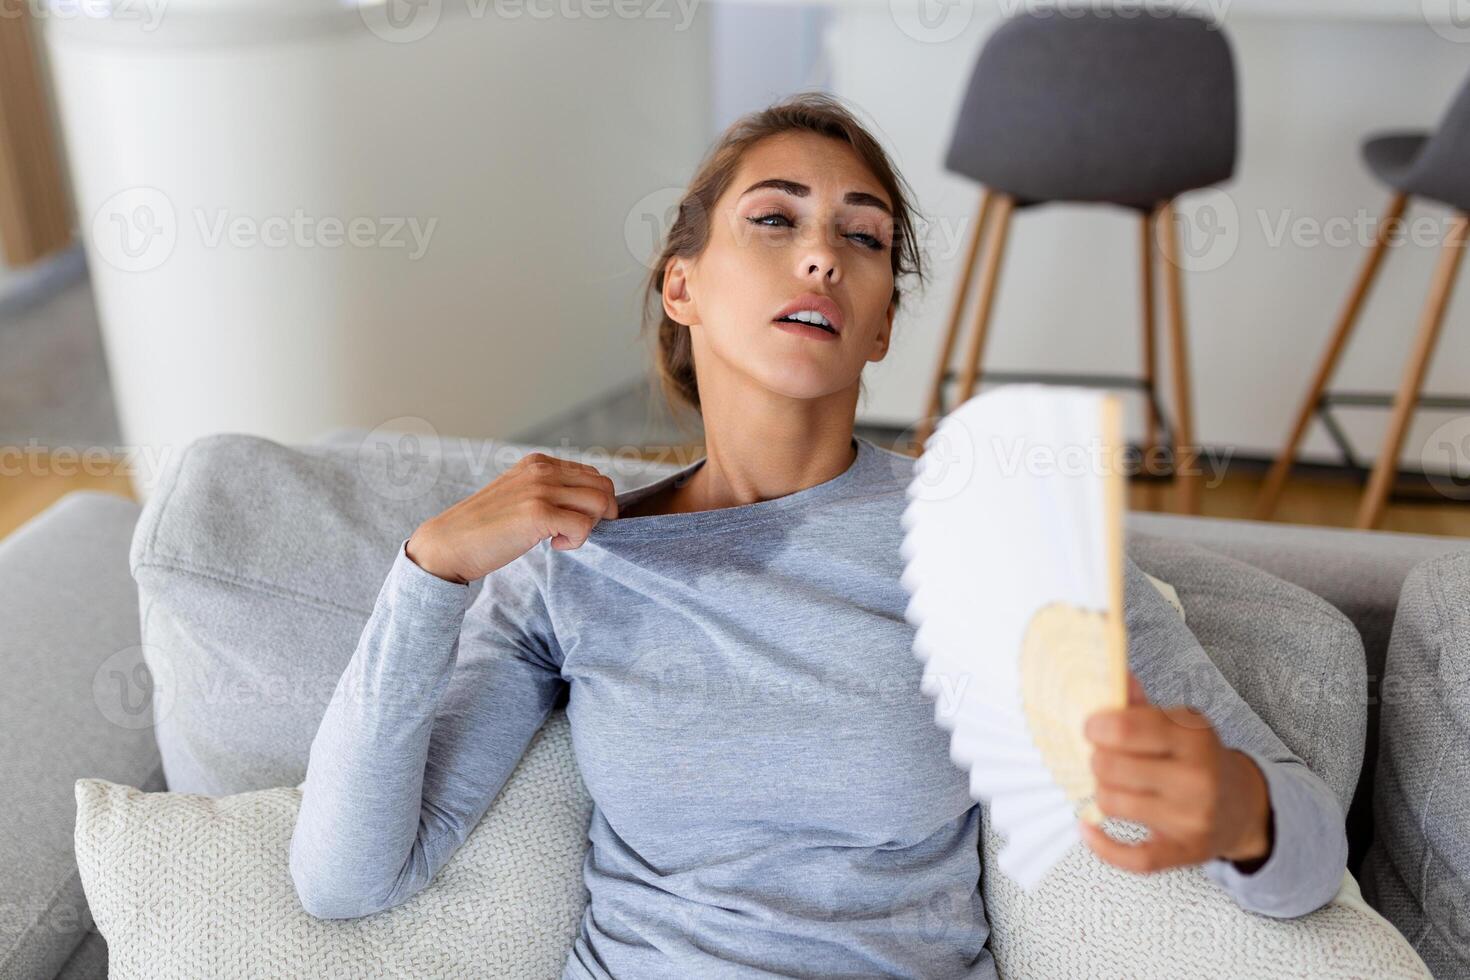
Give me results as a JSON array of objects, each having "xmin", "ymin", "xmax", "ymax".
[{"xmin": 898, "ymin": 384, "xmax": 1129, "ymax": 891}]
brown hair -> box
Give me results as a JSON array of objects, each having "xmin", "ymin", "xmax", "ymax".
[{"xmin": 640, "ymin": 91, "xmax": 927, "ymax": 429}]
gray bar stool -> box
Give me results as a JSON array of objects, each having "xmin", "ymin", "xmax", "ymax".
[
  {"xmin": 917, "ymin": 9, "xmax": 1238, "ymax": 515},
  {"xmin": 1256, "ymin": 72, "xmax": 1470, "ymax": 529}
]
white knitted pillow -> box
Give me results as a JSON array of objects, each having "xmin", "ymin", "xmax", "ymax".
[
  {"xmin": 980, "ymin": 816, "xmax": 1431, "ymax": 978},
  {"xmin": 74, "ymin": 710, "xmax": 592, "ymax": 980}
]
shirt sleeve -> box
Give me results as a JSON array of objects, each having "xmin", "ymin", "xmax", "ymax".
[
  {"xmin": 288, "ymin": 535, "xmax": 566, "ymax": 920},
  {"xmin": 1122, "ymin": 554, "xmax": 1348, "ymax": 919}
]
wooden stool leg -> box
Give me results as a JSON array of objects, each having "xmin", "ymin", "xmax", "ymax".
[
  {"xmin": 1354, "ymin": 211, "xmax": 1470, "ymax": 529},
  {"xmin": 1156, "ymin": 200, "xmax": 1201, "ymax": 515},
  {"xmin": 916, "ymin": 191, "xmax": 992, "ymax": 448},
  {"xmin": 1254, "ymin": 192, "xmax": 1409, "ymax": 520},
  {"xmin": 956, "ymin": 194, "xmax": 1015, "ymax": 404},
  {"xmin": 1139, "ymin": 207, "xmax": 1163, "ymax": 511}
]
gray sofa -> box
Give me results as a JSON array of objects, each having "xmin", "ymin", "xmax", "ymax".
[{"xmin": 5, "ymin": 428, "xmax": 1468, "ymax": 979}]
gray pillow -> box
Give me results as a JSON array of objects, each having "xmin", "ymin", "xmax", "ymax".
[
  {"xmin": 129, "ymin": 431, "xmax": 678, "ymax": 794},
  {"xmin": 1361, "ymin": 550, "xmax": 1470, "ymax": 978},
  {"xmin": 1125, "ymin": 533, "xmax": 1367, "ymax": 813}
]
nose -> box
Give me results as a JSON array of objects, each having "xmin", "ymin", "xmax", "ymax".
[{"xmin": 796, "ymin": 226, "xmax": 842, "ymax": 285}]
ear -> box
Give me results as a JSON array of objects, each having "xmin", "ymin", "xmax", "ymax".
[
  {"xmin": 867, "ymin": 296, "xmax": 896, "ymax": 363},
  {"xmin": 662, "ymin": 255, "xmax": 699, "ymax": 329}
]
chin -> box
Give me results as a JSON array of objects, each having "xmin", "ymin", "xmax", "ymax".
[{"xmin": 747, "ymin": 360, "xmax": 855, "ymax": 402}]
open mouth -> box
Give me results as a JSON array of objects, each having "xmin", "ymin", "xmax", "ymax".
[{"xmin": 773, "ymin": 313, "xmax": 837, "ymax": 335}]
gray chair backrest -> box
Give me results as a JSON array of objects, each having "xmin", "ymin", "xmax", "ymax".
[
  {"xmin": 944, "ymin": 9, "xmax": 1238, "ymax": 209},
  {"xmin": 1398, "ymin": 67, "xmax": 1470, "ymax": 213}
]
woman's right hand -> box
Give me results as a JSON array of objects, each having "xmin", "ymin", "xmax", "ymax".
[{"xmin": 404, "ymin": 452, "xmax": 620, "ymax": 585}]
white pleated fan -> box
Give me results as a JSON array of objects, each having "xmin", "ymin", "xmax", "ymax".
[{"xmin": 899, "ymin": 384, "xmax": 1129, "ymax": 891}]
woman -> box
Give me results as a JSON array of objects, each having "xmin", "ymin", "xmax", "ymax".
[{"xmin": 289, "ymin": 93, "xmax": 1347, "ymax": 978}]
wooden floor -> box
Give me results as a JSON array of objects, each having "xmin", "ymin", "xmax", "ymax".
[
  {"xmin": 1124, "ymin": 470, "xmax": 1470, "ymax": 537},
  {"xmin": 2, "ymin": 448, "xmax": 1468, "ymax": 544},
  {"xmin": 0, "ymin": 455, "xmax": 135, "ymax": 540}
]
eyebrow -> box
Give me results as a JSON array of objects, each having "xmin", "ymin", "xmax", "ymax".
[{"xmin": 738, "ymin": 178, "xmax": 892, "ymax": 217}]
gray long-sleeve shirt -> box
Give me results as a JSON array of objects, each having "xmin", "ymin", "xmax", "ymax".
[{"xmin": 289, "ymin": 435, "xmax": 1348, "ymax": 979}]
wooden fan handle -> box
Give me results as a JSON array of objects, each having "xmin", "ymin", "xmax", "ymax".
[{"xmin": 1100, "ymin": 394, "xmax": 1129, "ymax": 708}]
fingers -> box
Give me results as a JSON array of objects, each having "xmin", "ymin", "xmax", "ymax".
[
  {"xmin": 546, "ymin": 508, "xmax": 597, "ymax": 550},
  {"xmin": 1090, "ymin": 709, "xmax": 1219, "ymax": 810},
  {"xmin": 1084, "ymin": 706, "xmax": 1183, "ymax": 756},
  {"xmin": 1090, "ymin": 750, "xmax": 1179, "ymax": 794},
  {"xmin": 518, "ymin": 452, "xmax": 619, "ymax": 523},
  {"xmin": 519, "ymin": 451, "xmax": 605, "ymax": 481},
  {"xmin": 547, "ymin": 483, "xmax": 620, "ymax": 524},
  {"xmin": 1079, "ymin": 821, "xmax": 1196, "ymax": 874},
  {"xmin": 1092, "ymin": 785, "xmax": 1213, "ymax": 841},
  {"xmin": 520, "ymin": 454, "xmax": 619, "ymax": 511},
  {"xmin": 1082, "ymin": 688, "xmax": 1233, "ymax": 873}
]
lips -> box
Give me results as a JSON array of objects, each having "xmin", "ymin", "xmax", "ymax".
[{"xmin": 771, "ymin": 293, "xmax": 845, "ymax": 336}]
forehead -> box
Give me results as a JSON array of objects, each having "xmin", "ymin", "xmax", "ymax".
[{"xmin": 727, "ymin": 132, "xmax": 890, "ymax": 208}]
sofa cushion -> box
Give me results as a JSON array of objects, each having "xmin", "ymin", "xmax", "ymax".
[
  {"xmin": 1361, "ymin": 550, "xmax": 1470, "ymax": 977},
  {"xmin": 1124, "ymin": 532, "xmax": 1367, "ymax": 814},
  {"xmin": 73, "ymin": 712, "xmax": 590, "ymax": 980},
  {"xmin": 0, "ymin": 492, "xmax": 157, "ymax": 980},
  {"xmin": 129, "ymin": 431, "xmax": 680, "ymax": 794},
  {"xmin": 981, "ymin": 812, "xmax": 1430, "ymax": 978}
]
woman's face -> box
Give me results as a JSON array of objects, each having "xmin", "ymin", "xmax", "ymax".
[{"xmin": 663, "ymin": 131, "xmax": 897, "ymax": 406}]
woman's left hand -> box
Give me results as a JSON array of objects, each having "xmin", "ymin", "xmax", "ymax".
[{"xmin": 1079, "ymin": 672, "xmax": 1274, "ymax": 873}]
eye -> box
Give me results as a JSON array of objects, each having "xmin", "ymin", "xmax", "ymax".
[
  {"xmin": 746, "ymin": 210, "xmax": 889, "ymax": 252},
  {"xmin": 747, "ymin": 210, "xmax": 794, "ymax": 229}
]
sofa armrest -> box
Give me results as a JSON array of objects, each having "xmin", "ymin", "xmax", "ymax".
[
  {"xmin": 1126, "ymin": 511, "xmax": 1466, "ymax": 677},
  {"xmin": 0, "ymin": 491, "xmax": 162, "ymax": 980}
]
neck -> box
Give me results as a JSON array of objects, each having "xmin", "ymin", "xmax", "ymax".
[{"xmin": 682, "ymin": 376, "xmax": 860, "ymax": 512}]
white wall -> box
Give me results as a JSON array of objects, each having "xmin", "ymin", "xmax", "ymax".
[
  {"xmin": 709, "ymin": 2, "xmax": 832, "ymax": 136},
  {"xmin": 46, "ymin": 3, "xmax": 711, "ymax": 495}
]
